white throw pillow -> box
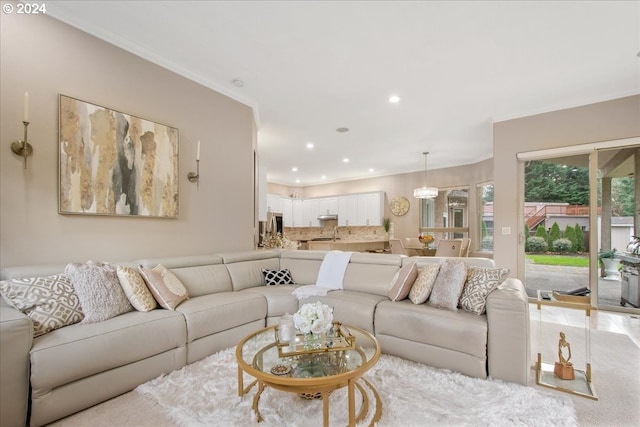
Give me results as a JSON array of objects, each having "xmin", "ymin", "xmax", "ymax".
[
  {"xmin": 459, "ymin": 266, "xmax": 510, "ymax": 315},
  {"xmin": 65, "ymin": 261, "xmax": 133, "ymax": 323}
]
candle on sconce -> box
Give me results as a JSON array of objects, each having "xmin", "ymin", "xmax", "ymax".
[
  {"xmin": 196, "ymin": 140, "xmax": 201, "ymax": 161},
  {"xmin": 23, "ymin": 92, "xmax": 29, "ymax": 122}
]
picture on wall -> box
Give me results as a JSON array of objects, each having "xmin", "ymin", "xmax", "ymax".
[{"xmin": 59, "ymin": 95, "xmax": 179, "ymax": 218}]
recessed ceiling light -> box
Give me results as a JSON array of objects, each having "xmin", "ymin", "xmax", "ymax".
[
  {"xmin": 369, "ymin": 168, "xmax": 375, "ymax": 172},
  {"xmin": 295, "ymin": 179, "xmax": 300, "ymax": 183},
  {"xmin": 389, "ymin": 95, "xmax": 400, "ymax": 103},
  {"xmin": 336, "ymin": 127, "xmax": 349, "ymax": 133},
  {"xmin": 321, "ymin": 175, "xmax": 327, "ymax": 180},
  {"xmin": 291, "ymin": 167, "xmax": 298, "ymax": 172},
  {"xmin": 343, "ymin": 158, "xmax": 350, "ymax": 163},
  {"xmin": 306, "ymin": 142, "xmax": 314, "ymax": 149}
]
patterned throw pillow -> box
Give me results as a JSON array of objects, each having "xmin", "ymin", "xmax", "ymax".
[
  {"xmin": 139, "ymin": 264, "xmax": 189, "ymax": 310},
  {"xmin": 0, "ymin": 274, "xmax": 84, "ymax": 337},
  {"xmin": 388, "ymin": 262, "xmax": 419, "ymax": 301},
  {"xmin": 408, "ymin": 264, "xmax": 440, "ymax": 304},
  {"xmin": 65, "ymin": 261, "xmax": 133, "ymax": 323},
  {"xmin": 428, "ymin": 259, "xmax": 468, "ymax": 310},
  {"xmin": 262, "ymin": 269, "xmax": 295, "ymax": 286},
  {"xmin": 116, "ymin": 266, "xmax": 157, "ymax": 312},
  {"xmin": 459, "ymin": 266, "xmax": 510, "ymax": 315}
]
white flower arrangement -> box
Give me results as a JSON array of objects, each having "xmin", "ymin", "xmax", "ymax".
[{"xmin": 293, "ymin": 302, "xmax": 333, "ymax": 335}]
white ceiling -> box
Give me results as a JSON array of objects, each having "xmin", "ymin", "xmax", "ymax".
[{"xmin": 45, "ymin": 1, "xmax": 640, "ymax": 186}]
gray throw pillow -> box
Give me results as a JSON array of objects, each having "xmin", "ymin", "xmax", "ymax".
[
  {"xmin": 65, "ymin": 261, "xmax": 133, "ymax": 323},
  {"xmin": 428, "ymin": 259, "xmax": 468, "ymax": 310}
]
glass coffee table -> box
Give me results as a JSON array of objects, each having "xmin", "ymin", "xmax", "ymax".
[{"xmin": 236, "ymin": 324, "xmax": 381, "ymax": 427}]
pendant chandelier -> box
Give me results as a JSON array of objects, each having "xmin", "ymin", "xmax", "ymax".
[{"xmin": 413, "ymin": 151, "xmax": 438, "ymax": 199}]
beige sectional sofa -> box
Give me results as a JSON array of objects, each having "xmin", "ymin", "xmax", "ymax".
[{"xmin": 0, "ymin": 250, "xmax": 529, "ymax": 427}]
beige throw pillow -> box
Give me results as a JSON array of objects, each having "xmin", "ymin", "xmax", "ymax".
[
  {"xmin": 139, "ymin": 264, "xmax": 189, "ymax": 310},
  {"xmin": 65, "ymin": 261, "xmax": 133, "ymax": 323},
  {"xmin": 408, "ymin": 264, "xmax": 440, "ymax": 304},
  {"xmin": 428, "ymin": 259, "xmax": 468, "ymax": 310},
  {"xmin": 388, "ymin": 262, "xmax": 419, "ymax": 301},
  {"xmin": 0, "ymin": 274, "xmax": 84, "ymax": 337},
  {"xmin": 117, "ymin": 266, "xmax": 157, "ymax": 312},
  {"xmin": 459, "ymin": 266, "xmax": 510, "ymax": 315}
]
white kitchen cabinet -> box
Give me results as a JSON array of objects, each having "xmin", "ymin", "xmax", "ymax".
[
  {"xmin": 357, "ymin": 192, "xmax": 383, "ymax": 226},
  {"xmin": 318, "ymin": 197, "xmax": 338, "ymax": 216},
  {"xmin": 281, "ymin": 198, "xmax": 293, "ymax": 227},
  {"xmin": 302, "ymin": 198, "xmax": 320, "ymax": 227},
  {"xmin": 338, "ymin": 195, "xmax": 358, "ymax": 226},
  {"xmin": 266, "ymin": 194, "xmax": 281, "ymax": 213},
  {"xmin": 292, "ymin": 199, "xmax": 303, "ymax": 227}
]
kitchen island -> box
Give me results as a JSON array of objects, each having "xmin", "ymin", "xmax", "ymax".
[{"xmin": 306, "ymin": 239, "xmax": 387, "ymax": 252}]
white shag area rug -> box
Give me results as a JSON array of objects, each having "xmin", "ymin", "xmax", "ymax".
[{"xmin": 136, "ymin": 347, "xmax": 576, "ymax": 427}]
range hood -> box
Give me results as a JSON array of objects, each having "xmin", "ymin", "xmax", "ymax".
[{"xmin": 317, "ymin": 213, "xmax": 338, "ymax": 221}]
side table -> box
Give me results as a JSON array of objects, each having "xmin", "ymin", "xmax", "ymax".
[{"xmin": 535, "ymin": 290, "xmax": 597, "ymax": 400}]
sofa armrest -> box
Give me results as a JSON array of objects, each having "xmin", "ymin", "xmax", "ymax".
[
  {"xmin": 0, "ymin": 299, "xmax": 32, "ymax": 427},
  {"xmin": 485, "ymin": 278, "xmax": 530, "ymax": 385}
]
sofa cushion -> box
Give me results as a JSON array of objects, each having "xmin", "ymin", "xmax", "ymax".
[
  {"xmin": 375, "ymin": 299, "xmax": 488, "ymax": 358},
  {"xmin": 459, "ymin": 266, "xmax": 510, "ymax": 315},
  {"xmin": 116, "ymin": 266, "xmax": 157, "ymax": 312},
  {"xmin": 139, "ymin": 265, "xmax": 189, "ymax": 310},
  {"xmin": 65, "ymin": 262, "xmax": 133, "ymax": 323},
  {"xmin": 428, "ymin": 259, "xmax": 467, "ymax": 310},
  {"xmin": 262, "ymin": 269, "xmax": 295, "ymax": 286},
  {"xmin": 409, "ymin": 264, "xmax": 440, "ymax": 304},
  {"xmin": 29, "ymin": 309, "xmax": 186, "ymax": 395},
  {"xmin": 300, "ymin": 290, "xmax": 386, "ymax": 333},
  {"xmin": 176, "ymin": 292, "xmax": 267, "ymax": 342},
  {"xmin": 388, "ymin": 261, "xmax": 418, "ymax": 301},
  {"xmin": 0, "ymin": 274, "xmax": 84, "ymax": 337},
  {"xmin": 242, "ymin": 285, "xmax": 299, "ymax": 317}
]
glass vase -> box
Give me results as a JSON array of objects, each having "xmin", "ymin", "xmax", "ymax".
[{"xmin": 303, "ymin": 332, "xmax": 322, "ymax": 350}]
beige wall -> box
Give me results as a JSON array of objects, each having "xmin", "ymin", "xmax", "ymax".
[
  {"xmin": 0, "ymin": 12, "xmax": 256, "ymax": 268},
  {"xmin": 268, "ymin": 158, "xmax": 494, "ymax": 246},
  {"xmin": 494, "ymin": 95, "xmax": 640, "ymax": 279}
]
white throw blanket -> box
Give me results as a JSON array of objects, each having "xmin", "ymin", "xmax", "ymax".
[{"xmin": 292, "ymin": 250, "xmax": 353, "ymax": 300}]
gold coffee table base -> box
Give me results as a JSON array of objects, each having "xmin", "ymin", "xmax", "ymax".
[{"xmin": 245, "ymin": 376, "xmax": 382, "ymax": 427}]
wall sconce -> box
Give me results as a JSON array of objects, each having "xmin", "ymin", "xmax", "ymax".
[
  {"xmin": 11, "ymin": 92, "xmax": 33, "ymax": 169},
  {"xmin": 187, "ymin": 140, "xmax": 200, "ymax": 189}
]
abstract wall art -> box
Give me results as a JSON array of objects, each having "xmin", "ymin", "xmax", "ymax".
[{"xmin": 59, "ymin": 95, "xmax": 179, "ymax": 218}]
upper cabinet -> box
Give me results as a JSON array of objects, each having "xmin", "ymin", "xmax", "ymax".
[
  {"xmin": 338, "ymin": 191, "xmax": 384, "ymax": 226},
  {"xmin": 277, "ymin": 191, "xmax": 383, "ymax": 228}
]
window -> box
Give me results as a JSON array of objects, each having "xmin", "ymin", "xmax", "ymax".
[{"xmin": 478, "ymin": 182, "xmax": 494, "ymax": 251}]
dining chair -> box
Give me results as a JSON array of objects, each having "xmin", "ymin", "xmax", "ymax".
[
  {"xmin": 389, "ymin": 238, "xmax": 407, "ymax": 255},
  {"xmin": 435, "ymin": 239, "xmax": 463, "ymax": 257},
  {"xmin": 460, "ymin": 238, "xmax": 471, "ymax": 257}
]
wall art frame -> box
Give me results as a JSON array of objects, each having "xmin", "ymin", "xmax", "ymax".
[{"xmin": 58, "ymin": 94, "xmax": 179, "ymax": 218}]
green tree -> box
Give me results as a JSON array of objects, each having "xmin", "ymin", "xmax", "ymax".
[
  {"xmin": 535, "ymin": 225, "xmax": 548, "ymax": 242},
  {"xmin": 612, "ymin": 176, "xmax": 635, "ymax": 216},
  {"xmin": 549, "ymin": 222, "xmax": 562, "ymax": 247},
  {"xmin": 524, "ymin": 224, "xmax": 531, "ymax": 252},
  {"xmin": 564, "ymin": 225, "xmax": 577, "ymax": 252},
  {"xmin": 525, "ymin": 161, "xmax": 589, "ymax": 205},
  {"xmin": 574, "ymin": 224, "xmax": 585, "ymax": 252}
]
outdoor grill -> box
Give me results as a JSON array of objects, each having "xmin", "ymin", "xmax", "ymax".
[{"xmin": 618, "ymin": 252, "xmax": 640, "ymax": 308}]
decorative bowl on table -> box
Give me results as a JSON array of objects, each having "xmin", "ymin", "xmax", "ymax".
[{"xmin": 418, "ymin": 235, "xmax": 434, "ymax": 247}]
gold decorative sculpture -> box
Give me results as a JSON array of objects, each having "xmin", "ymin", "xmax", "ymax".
[{"xmin": 554, "ymin": 332, "xmax": 575, "ymax": 380}]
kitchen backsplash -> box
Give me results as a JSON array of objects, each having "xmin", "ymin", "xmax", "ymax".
[{"xmin": 283, "ymin": 221, "xmax": 388, "ymax": 242}]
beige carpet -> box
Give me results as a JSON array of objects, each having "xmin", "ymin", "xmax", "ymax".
[
  {"xmin": 531, "ymin": 321, "xmax": 640, "ymax": 427},
  {"xmin": 48, "ymin": 324, "xmax": 639, "ymax": 427}
]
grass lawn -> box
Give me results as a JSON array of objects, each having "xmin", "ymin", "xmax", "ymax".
[{"xmin": 525, "ymin": 254, "xmax": 590, "ymax": 267}]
